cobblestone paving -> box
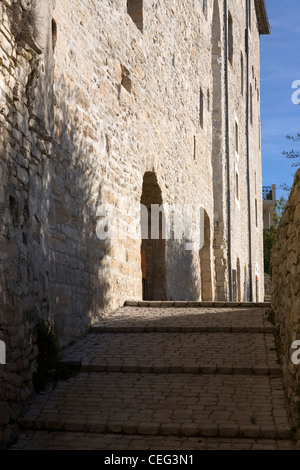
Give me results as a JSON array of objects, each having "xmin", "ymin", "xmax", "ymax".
[
  {"xmin": 13, "ymin": 431, "xmax": 294, "ymax": 450},
  {"xmin": 62, "ymin": 332, "xmax": 280, "ymax": 375},
  {"xmin": 19, "ymin": 373, "xmax": 291, "ymax": 438},
  {"xmin": 92, "ymin": 307, "xmax": 273, "ymax": 332},
  {"xmin": 11, "ymin": 305, "xmax": 296, "ymax": 450}
]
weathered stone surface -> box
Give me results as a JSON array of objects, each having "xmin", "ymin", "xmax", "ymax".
[
  {"xmin": 271, "ymin": 169, "xmax": 300, "ymax": 433},
  {"xmin": 10, "ymin": 305, "xmax": 294, "ymax": 450}
]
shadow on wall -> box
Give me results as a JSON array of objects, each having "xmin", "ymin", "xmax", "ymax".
[
  {"xmin": 0, "ymin": 1, "xmax": 110, "ymax": 443},
  {"xmin": 167, "ymin": 238, "xmax": 200, "ymax": 301},
  {"xmin": 140, "ymin": 172, "xmax": 207, "ymax": 302},
  {"xmin": 47, "ymin": 73, "xmax": 111, "ymax": 342},
  {"xmin": 141, "ymin": 172, "xmax": 167, "ymax": 301},
  {"xmin": 167, "ymin": 210, "xmax": 213, "ymax": 302}
]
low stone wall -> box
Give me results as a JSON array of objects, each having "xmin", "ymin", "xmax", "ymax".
[
  {"xmin": 271, "ymin": 169, "xmax": 300, "ymax": 432},
  {"xmin": 264, "ymin": 272, "xmax": 271, "ymax": 302},
  {"xmin": 0, "ymin": 0, "xmax": 50, "ymax": 443}
]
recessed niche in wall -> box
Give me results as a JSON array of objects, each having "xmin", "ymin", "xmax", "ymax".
[
  {"xmin": 121, "ymin": 66, "xmax": 132, "ymax": 93},
  {"xmin": 127, "ymin": 0, "xmax": 143, "ymax": 33}
]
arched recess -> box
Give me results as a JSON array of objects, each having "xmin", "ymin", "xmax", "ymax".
[
  {"xmin": 237, "ymin": 258, "xmax": 241, "ymax": 302},
  {"xmin": 200, "ymin": 211, "xmax": 213, "ymax": 301},
  {"xmin": 140, "ymin": 172, "xmax": 167, "ymax": 301},
  {"xmin": 232, "ymin": 258, "xmax": 241, "ymax": 302}
]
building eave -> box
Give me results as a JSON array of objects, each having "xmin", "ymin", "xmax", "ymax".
[{"xmin": 255, "ymin": 0, "xmax": 271, "ymax": 35}]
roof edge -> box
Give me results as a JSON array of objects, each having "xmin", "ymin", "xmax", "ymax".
[{"xmin": 254, "ymin": 0, "xmax": 271, "ymax": 35}]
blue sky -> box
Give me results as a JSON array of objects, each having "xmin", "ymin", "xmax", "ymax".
[{"xmin": 260, "ymin": 0, "xmax": 300, "ymax": 200}]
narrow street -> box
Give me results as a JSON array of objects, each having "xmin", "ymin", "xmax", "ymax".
[{"xmin": 11, "ymin": 303, "xmax": 295, "ymax": 450}]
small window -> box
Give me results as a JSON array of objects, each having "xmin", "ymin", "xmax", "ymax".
[
  {"xmin": 199, "ymin": 88, "xmax": 204, "ymax": 128},
  {"xmin": 240, "ymin": 53, "xmax": 244, "ymax": 95},
  {"xmin": 249, "ymin": 0, "xmax": 252, "ymax": 30},
  {"xmin": 52, "ymin": 19, "xmax": 57, "ymax": 53},
  {"xmin": 207, "ymin": 89, "xmax": 210, "ymax": 111},
  {"xmin": 235, "ymin": 121, "xmax": 239, "ymax": 154},
  {"xmin": 121, "ymin": 66, "xmax": 132, "ymax": 93},
  {"xmin": 127, "ymin": 0, "xmax": 143, "ymax": 33},
  {"xmin": 235, "ymin": 172, "xmax": 239, "ymax": 201},
  {"xmin": 228, "ymin": 12, "xmax": 233, "ymax": 64},
  {"xmin": 200, "ymin": 0, "xmax": 207, "ymax": 18},
  {"xmin": 250, "ymin": 84, "xmax": 253, "ymax": 125},
  {"xmin": 193, "ymin": 135, "xmax": 197, "ymax": 161},
  {"xmin": 255, "ymin": 199, "xmax": 258, "ymax": 227}
]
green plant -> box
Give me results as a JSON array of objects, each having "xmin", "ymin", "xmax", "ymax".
[
  {"xmin": 10, "ymin": 1, "xmax": 39, "ymax": 44},
  {"xmin": 292, "ymin": 388, "xmax": 300, "ymax": 430},
  {"xmin": 263, "ymin": 196, "xmax": 286, "ymax": 276},
  {"xmin": 294, "ymin": 402, "xmax": 300, "ymax": 429},
  {"xmin": 33, "ymin": 319, "xmax": 61, "ymax": 391},
  {"xmin": 265, "ymin": 310, "xmax": 281, "ymax": 362},
  {"xmin": 265, "ymin": 309, "xmax": 275, "ymax": 326},
  {"xmin": 33, "ymin": 319, "xmax": 80, "ymax": 391},
  {"xmin": 283, "ymin": 133, "xmax": 300, "ymax": 170},
  {"xmin": 273, "ymin": 326, "xmax": 282, "ymax": 360}
]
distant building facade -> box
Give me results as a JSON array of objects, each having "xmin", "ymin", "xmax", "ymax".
[{"xmin": 263, "ymin": 185, "xmax": 277, "ymax": 229}]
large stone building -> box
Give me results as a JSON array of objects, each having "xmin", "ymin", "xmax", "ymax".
[{"xmin": 0, "ymin": 0, "xmax": 269, "ymax": 441}]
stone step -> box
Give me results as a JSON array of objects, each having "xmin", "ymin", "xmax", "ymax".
[
  {"xmin": 124, "ymin": 301, "xmax": 272, "ymax": 308},
  {"xmin": 60, "ymin": 332, "xmax": 280, "ymax": 376},
  {"xmin": 76, "ymin": 364, "xmax": 281, "ymax": 375},
  {"xmin": 91, "ymin": 325, "xmax": 274, "ymax": 333},
  {"xmin": 93, "ymin": 306, "xmax": 273, "ymax": 333},
  {"xmin": 11, "ymin": 431, "xmax": 295, "ymax": 450},
  {"xmin": 20, "ymin": 372, "xmax": 292, "ymax": 440},
  {"xmin": 12, "ymin": 305, "xmax": 292, "ymax": 450}
]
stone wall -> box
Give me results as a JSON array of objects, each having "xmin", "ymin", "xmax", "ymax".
[
  {"xmin": 0, "ymin": 0, "xmax": 55, "ymax": 442},
  {"xmin": 264, "ymin": 272, "xmax": 271, "ymax": 302},
  {"xmin": 271, "ymin": 169, "xmax": 300, "ymax": 432}
]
